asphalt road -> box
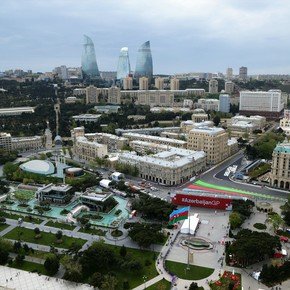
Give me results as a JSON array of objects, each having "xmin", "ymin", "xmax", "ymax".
[{"xmin": 199, "ymin": 150, "xmax": 289, "ymax": 200}]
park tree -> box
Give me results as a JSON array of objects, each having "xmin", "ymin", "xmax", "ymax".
[
  {"xmin": 55, "ymin": 230, "xmax": 63, "ymax": 241},
  {"xmin": 100, "ymin": 274, "xmax": 118, "ymax": 290},
  {"xmin": 228, "ymin": 229, "xmax": 280, "ymax": 266},
  {"xmin": 128, "ymin": 223, "xmax": 165, "ymax": 248},
  {"xmin": 15, "ymin": 253, "xmax": 25, "ymax": 265},
  {"xmin": 119, "ymin": 245, "xmax": 127, "ymax": 258},
  {"xmin": 212, "ymin": 115, "xmax": 221, "ymax": 126},
  {"xmin": 0, "ymin": 248, "xmax": 9, "ymax": 265},
  {"xmin": 89, "ymin": 272, "xmax": 103, "ymax": 288},
  {"xmin": 0, "ymin": 179, "xmax": 9, "ymax": 194},
  {"xmin": 0, "ymin": 217, "xmax": 6, "ymax": 224},
  {"xmin": 80, "ymin": 242, "xmax": 117, "ymax": 274},
  {"xmin": 44, "ymin": 254, "xmax": 60, "ymax": 275},
  {"xmin": 189, "ymin": 282, "xmax": 199, "ymax": 290},
  {"xmin": 266, "ymin": 213, "xmax": 284, "ymax": 232},
  {"xmin": 34, "ymin": 227, "xmax": 41, "ymax": 235},
  {"xmin": 229, "ymin": 212, "xmax": 243, "ymax": 229},
  {"xmin": 62, "ymin": 255, "xmax": 83, "ymax": 282}
]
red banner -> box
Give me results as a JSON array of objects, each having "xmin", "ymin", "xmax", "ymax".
[{"xmin": 172, "ymin": 194, "xmax": 233, "ymax": 210}]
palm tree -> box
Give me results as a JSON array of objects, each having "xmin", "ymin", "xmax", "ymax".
[{"xmin": 100, "ymin": 274, "xmax": 118, "ymax": 290}]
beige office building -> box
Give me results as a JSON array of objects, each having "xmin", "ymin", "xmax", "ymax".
[
  {"xmin": 155, "ymin": 77, "xmax": 164, "ymax": 90},
  {"xmin": 11, "ymin": 136, "xmax": 43, "ymax": 152},
  {"xmin": 270, "ymin": 140, "xmax": 290, "ymax": 189},
  {"xmin": 209, "ymin": 79, "xmax": 218, "ymax": 93},
  {"xmin": 136, "ymin": 90, "xmax": 174, "ymax": 107},
  {"xmin": 139, "ymin": 77, "xmax": 149, "ymax": 90},
  {"xmin": 85, "ymin": 133, "xmax": 128, "ymax": 152},
  {"xmin": 188, "ymin": 127, "xmax": 229, "ymax": 164},
  {"xmin": 71, "ymin": 127, "xmax": 127, "ymax": 153},
  {"xmin": 118, "ymin": 146, "xmax": 206, "ymax": 185},
  {"xmin": 196, "ymin": 99, "xmax": 219, "ymax": 111},
  {"xmin": 123, "ymin": 77, "xmax": 133, "ymax": 90},
  {"xmin": 73, "ymin": 136, "xmax": 108, "ymax": 163},
  {"xmin": 170, "ymin": 78, "xmax": 180, "ymax": 90}
]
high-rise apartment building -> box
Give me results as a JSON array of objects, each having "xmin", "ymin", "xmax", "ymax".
[
  {"xmin": 187, "ymin": 127, "xmax": 229, "ymax": 164},
  {"xmin": 209, "ymin": 79, "xmax": 218, "ymax": 93},
  {"xmin": 85, "ymin": 85, "xmax": 98, "ymax": 104},
  {"xmin": 219, "ymin": 94, "xmax": 230, "ymax": 113},
  {"xmin": 270, "ymin": 140, "xmax": 290, "ymax": 190},
  {"xmin": 123, "ymin": 77, "xmax": 133, "ymax": 90},
  {"xmin": 81, "ymin": 35, "xmax": 100, "ymax": 79},
  {"xmin": 134, "ymin": 41, "xmax": 153, "ymax": 80},
  {"xmin": 225, "ymin": 81, "xmax": 235, "ymax": 94},
  {"xmin": 54, "ymin": 65, "xmax": 68, "ymax": 80},
  {"xmin": 139, "ymin": 77, "xmax": 149, "ymax": 90},
  {"xmin": 239, "ymin": 90, "xmax": 284, "ymax": 119},
  {"xmin": 239, "ymin": 66, "xmax": 248, "ymax": 81},
  {"xmin": 155, "ymin": 77, "xmax": 164, "ymax": 90},
  {"xmin": 0, "ymin": 132, "xmax": 12, "ymax": 152},
  {"xmin": 226, "ymin": 68, "xmax": 233, "ymax": 80},
  {"xmin": 108, "ymin": 86, "xmax": 121, "ymax": 104},
  {"xmin": 116, "ymin": 47, "xmax": 131, "ymax": 80},
  {"xmin": 170, "ymin": 78, "xmax": 180, "ymax": 90}
]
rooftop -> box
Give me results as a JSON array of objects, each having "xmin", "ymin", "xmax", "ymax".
[
  {"xmin": 20, "ymin": 160, "xmax": 55, "ymax": 175},
  {"xmin": 189, "ymin": 126, "xmax": 225, "ymax": 135},
  {"xmin": 123, "ymin": 132, "xmax": 187, "ymax": 145},
  {"xmin": 119, "ymin": 147, "xmax": 205, "ymax": 168},
  {"xmin": 76, "ymin": 136, "xmax": 106, "ymax": 148},
  {"xmin": 274, "ymin": 141, "xmax": 290, "ymax": 154}
]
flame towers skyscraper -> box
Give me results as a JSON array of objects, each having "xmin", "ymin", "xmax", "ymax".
[
  {"xmin": 134, "ymin": 41, "xmax": 153, "ymax": 80},
  {"xmin": 81, "ymin": 35, "xmax": 100, "ymax": 79},
  {"xmin": 117, "ymin": 47, "xmax": 131, "ymax": 80}
]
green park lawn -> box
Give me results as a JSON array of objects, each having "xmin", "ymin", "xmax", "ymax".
[
  {"xmin": 79, "ymin": 227, "xmax": 107, "ymax": 236},
  {"xmin": 3, "ymin": 227, "xmax": 86, "ymax": 249},
  {"xmin": 165, "ymin": 260, "xmax": 214, "ymax": 280},
  {"xmin": 9, "ymin": 260, "xmax": 47, "ymax": 275},
  {"xmin": 106, "ymin": 244, "xmax": 158, "ymax": 289},
  {"xmin": 0, "ymin": 211, "xmax": 44, "ymax": 224},
  {"xmin": 45, "ymin": 220, "xmax": 76, "ymax": 231},
  {"xmin": 0, "ymin": 223, "xmax": 9, "ymax": 232},
  {"xmin": 146, "ymin": 279, "xmax": 171, "ymax": 290}
]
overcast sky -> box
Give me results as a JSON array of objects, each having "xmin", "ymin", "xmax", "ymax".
[{"xmin": 1, "ymin": 0, "xmax": 290, "ymax": 75}]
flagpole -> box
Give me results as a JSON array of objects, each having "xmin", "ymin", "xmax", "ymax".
[{"xmin": 187, "ymin": 206, "xmax": 190, "ymax": 270}]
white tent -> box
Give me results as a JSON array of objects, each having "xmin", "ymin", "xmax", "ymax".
[
  {"xmin": 180, "ymin": 214, "xmax": 199, "ymax": 235},
  {"xmin": 99, "ymin": 179, "xmax": 111, "ymax": 189}
]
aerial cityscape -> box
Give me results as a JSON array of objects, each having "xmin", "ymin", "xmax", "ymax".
[{"xmin": 1, "ymin": 1, "xmax": 290, "ymax": 290}]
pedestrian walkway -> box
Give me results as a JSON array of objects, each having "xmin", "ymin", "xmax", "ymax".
[
  {"xmin": 0, "ymin": 224, "xmax": 16, "ymax": 237},
  {"xmin": 132, "ymin": 275, "xmax": 163, "ymax": 290},
  {"xmin": 39, "ymin": 220, "xmax": 48, "ymax": 226}
]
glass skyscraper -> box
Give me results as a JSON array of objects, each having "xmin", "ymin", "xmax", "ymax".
[
  {"xmin": 134, "ymin": 41, "xmax": 153, "ymax": 79},
  {"xmin": 81, "ymin": 35, "xmax": 100, "ymax": 79},
  {"xmin": 116, "ymin": 47, "xmax": 131, "ymax": 80}
]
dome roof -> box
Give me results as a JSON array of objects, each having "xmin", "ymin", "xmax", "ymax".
[
  {"xmin": 192, "ymin": 109, "xmax": 206, "ymax": 114},
  {"xmin": 20, "ymin": 160, "xmax": 55, "ymax": 175}
]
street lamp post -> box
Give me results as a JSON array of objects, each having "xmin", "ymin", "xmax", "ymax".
[{"xmin": 143, "ymin": 275, "xmax": 147, "ymax": 289}]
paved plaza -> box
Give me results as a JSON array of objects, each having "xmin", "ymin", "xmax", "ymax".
[
  {"xmin": 166, "ymin": 208, "xmax": 230, "ymax": 271},
  {"xmin": 0, "ymin": 265, "xmax": 92, "ymax": 290}
]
